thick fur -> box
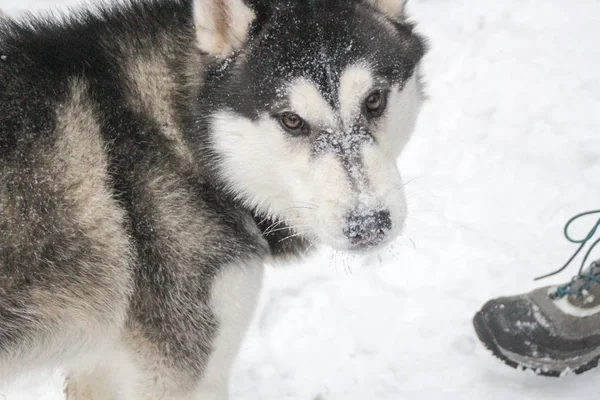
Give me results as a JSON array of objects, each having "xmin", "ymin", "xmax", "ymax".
[{"xmin": 0, "ymin": 0, "xmax": 426, "ymax": 398}]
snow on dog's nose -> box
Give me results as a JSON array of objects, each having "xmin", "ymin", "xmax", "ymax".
[{"xmin": 343, "ymin": 208, "xmax": 392, "ymax": 248}]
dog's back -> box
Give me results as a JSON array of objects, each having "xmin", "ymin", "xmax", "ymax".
[
  {"xmin": 0, "ymin": 0, "xmax": 225, "ymax": 378},
  {"xmin": 0, "ymin": 5, "xmax": 147, "ymax": 371}
]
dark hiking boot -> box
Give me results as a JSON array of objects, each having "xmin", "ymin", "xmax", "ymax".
[
  {"xmin": 474, "ymin": 210, "xmax": 600, "ymax": 376},
  {"xmin": 474, "ymin": 260, "xmax": 600, "ymax": 376}
]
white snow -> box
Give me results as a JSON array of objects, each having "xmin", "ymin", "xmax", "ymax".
[{"xmin": 3, "ymin": 0, "xmax": 600, "ymax": 399}]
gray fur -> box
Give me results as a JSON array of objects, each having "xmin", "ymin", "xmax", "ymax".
[{"xmin": 0, "ymin": 0, "xmax": 426, "ymax": 396}]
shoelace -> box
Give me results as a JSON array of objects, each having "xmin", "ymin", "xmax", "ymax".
[{"xmin": 534, "ymin": 210, "xmax": 600, "ymax": 298}]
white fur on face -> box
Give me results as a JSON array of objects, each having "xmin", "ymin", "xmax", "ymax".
[
  {"xmin": 211, "ymin": 64, "xmax": 422, "ymax": 250},
  {"xmin": 339, "ymin": 64, "xmax": 374, "ymax": 128},
  {"xmin": 376, "ymin": 72, "xmax": 422, "ymax": 158},
  {"xmin": 289, "ymin": 79, "xmax": 337, "ymax": 127}
]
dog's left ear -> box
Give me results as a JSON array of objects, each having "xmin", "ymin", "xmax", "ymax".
[
  {"xmin": 193, "ymin": 0, "xmax": 255, "ymax": 58},
  {"xmin": 366, "ymin": 0, "xmax": 407, "ymax": 20}
]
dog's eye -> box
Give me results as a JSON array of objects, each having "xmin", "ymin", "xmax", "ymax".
[
  {"xmin": 280, "ymin": 112, "xmax": 308, "ymax": 135},
  {"xmin": 365, "ymin": 91, "xmax": 387, "ymax": 117}
]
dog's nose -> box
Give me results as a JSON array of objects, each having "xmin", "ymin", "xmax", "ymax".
[{"xmin": 343, "ymin": 209, "xmax": 392, "ymax": 247}]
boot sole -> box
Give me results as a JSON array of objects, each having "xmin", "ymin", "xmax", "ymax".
[{"xmin": 473, "ymin": 311, "xmax": 600, "ymax": 377}]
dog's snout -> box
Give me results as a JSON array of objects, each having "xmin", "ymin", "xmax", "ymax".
[{"xmin": 343, "ymin": 209, "xmax": 392, "ymax": 247}]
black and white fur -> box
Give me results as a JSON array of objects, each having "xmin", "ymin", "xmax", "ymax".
[{"xmin": 0, "ymin": 0, "xmax": 426, "ymax": 397}]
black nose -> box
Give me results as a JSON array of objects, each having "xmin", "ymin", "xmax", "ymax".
[{"xmin": 343, "ymin": 209, "xmax": 392, "ymax": 247}]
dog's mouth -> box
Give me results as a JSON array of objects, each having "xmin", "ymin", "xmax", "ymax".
[
  {"xmin": 346, "ymin": 235, "xmax": 387, "ymax": 250},
  {"xmin": 254, "ymin": 204, "xmax": 398, "ymax": 253}
]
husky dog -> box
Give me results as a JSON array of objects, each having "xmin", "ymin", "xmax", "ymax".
[{"xmin": 0, "ymin": 0, "xmax": 425, "ymax": 397}]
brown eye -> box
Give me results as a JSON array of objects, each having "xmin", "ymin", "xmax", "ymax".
[
  {"xmin": 365, "ymin": 91, "xmax": 387, "ymax": 117},
  {"xmin": 280, "ymin": 112, "xmax": 307, "ymax": 134}
]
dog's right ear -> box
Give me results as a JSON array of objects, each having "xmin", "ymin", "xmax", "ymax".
[
  {"xmin": 366, "ymin": 0, "xmax": 407, "ymax": 20},
  {"xmin": 193, "ymin": 0, "xmax": 255, "ymax": 58}
]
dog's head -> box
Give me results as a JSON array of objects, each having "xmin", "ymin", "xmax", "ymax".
[{"xmin": 194, "ymin": 0, "xmax": 426, "ymax": 252}]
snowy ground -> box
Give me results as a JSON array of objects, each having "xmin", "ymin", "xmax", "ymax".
[{"xmin": 3, "ymin": 0, "xmax": 600, "ymax": 398}]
